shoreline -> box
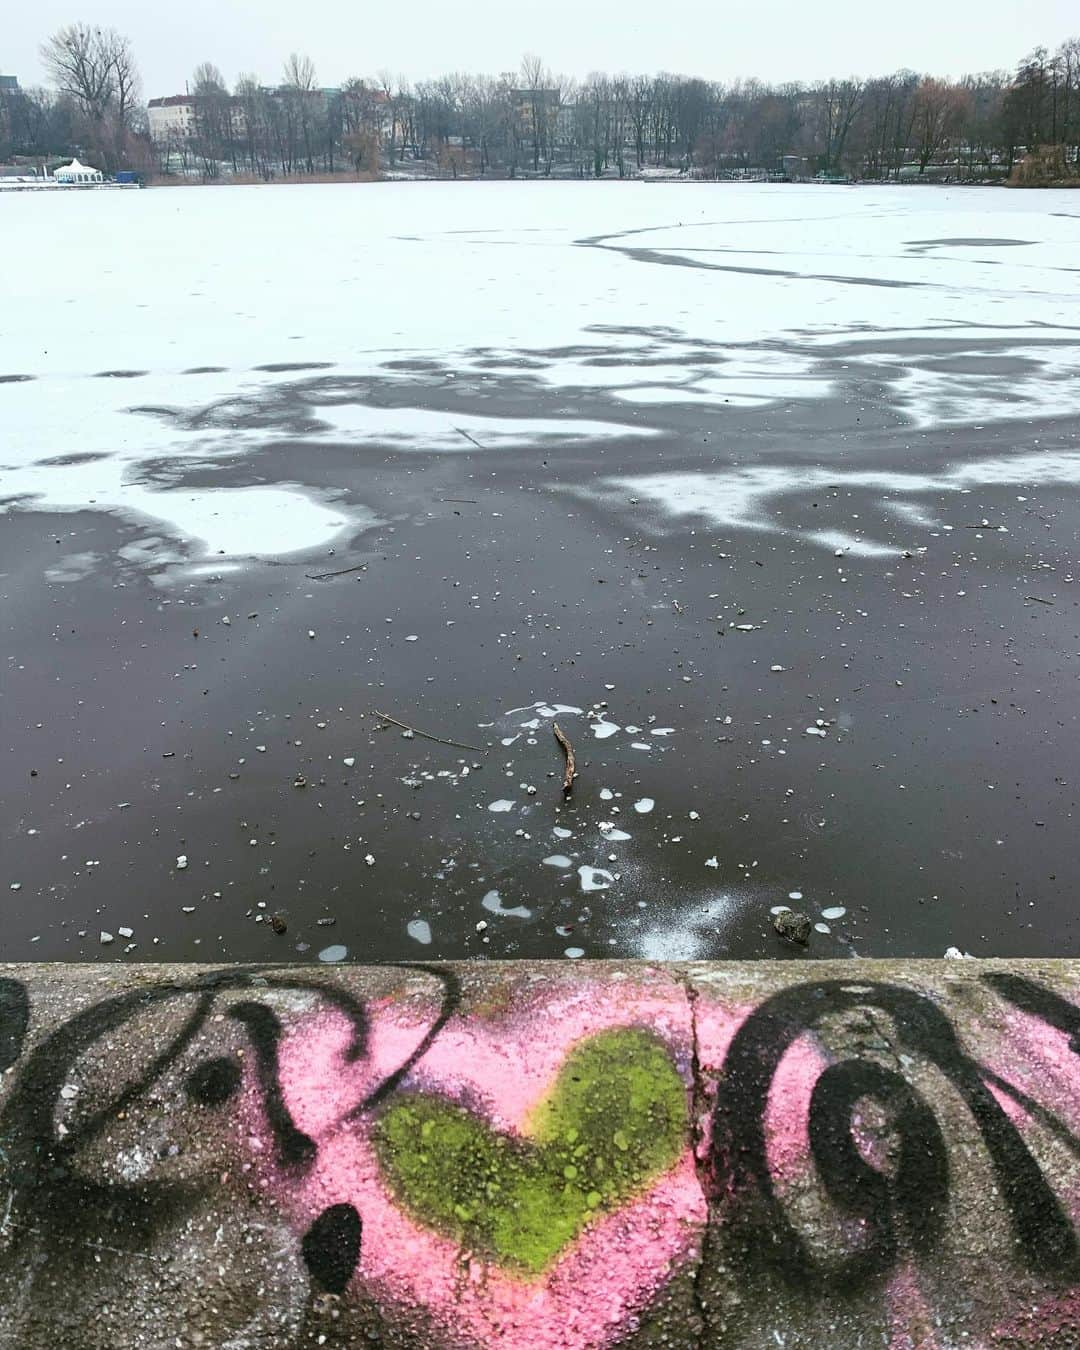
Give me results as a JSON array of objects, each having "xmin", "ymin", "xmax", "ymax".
[{"xmin": 144, "ymin": 171, "xmax": 1027, "ymax": 189}]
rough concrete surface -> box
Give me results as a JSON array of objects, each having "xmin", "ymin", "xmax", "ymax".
[{"xmin": 2, "ymin": 959, "xmax": 1080, "ymax": 1348}]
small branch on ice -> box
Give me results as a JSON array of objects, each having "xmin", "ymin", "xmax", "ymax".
[
  {"xmin": 1025, "ymin": 595, "xmax": 1055, "ymax": 605},
  {"xmin": 453, "ymin": 427, "xmax": 485, "ymax": 449},
  {"xmin": 553, "ymin": 722, "xmax": 577, "ymax": 796},
  {"xmin": 306, "ymin": 563, "xmax": 368, "ymax": 580},
  {"xmin": 373, "ymin": 709, "xmax": 486, "ymax": 753}
]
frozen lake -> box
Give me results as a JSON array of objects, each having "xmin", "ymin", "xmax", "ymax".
[{"xmin": 3, "ymin": 181, "xmax": 1080, "ymax": 962}]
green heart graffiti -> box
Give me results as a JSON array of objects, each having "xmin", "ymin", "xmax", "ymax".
[{"xmin": 373, "ymin": 1027, "xmax": 688, "ymax": 1275}]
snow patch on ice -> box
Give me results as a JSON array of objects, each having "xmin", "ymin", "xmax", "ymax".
[
  {"xmin": 590, "ymin": 720, "xmax": 620, "ymax": 740},
  {"xmin": 482, "ymin": 889, "xmax": 532, "ymax": 919},
  {"xmin": 592, "ymin": 449, "xmax": 1080, "ymax": 557}
]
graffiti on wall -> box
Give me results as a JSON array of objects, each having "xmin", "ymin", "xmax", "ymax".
[{"xmin": 1, "ymin": 964, "xmax": 1080, "ymax": 1347}]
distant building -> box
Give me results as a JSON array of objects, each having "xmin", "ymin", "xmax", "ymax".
[
  {"xmin": 0, "ymin": 75, "xmax": 19, "ymax": 94},
  {"xmin": 289, "ymin": 86, "xmax": 341, "ymax": 110},
  {"xmin": 148, "ymin": 92, "xmax": 254, "ymax": 147},
  {"xmin": 148, "ymin": 95, "xmax": 199, "ymax": 142},
  {"xmin": 54, "ymin": 158, "xmax": 103, "ymax": 184},
  {"xmin": 510, "ymin": 88, "xmax": 561, "ymax": 137},
  {"xmin": 555, "ymin": 102, "xmax": 578, "ymax": 148}
]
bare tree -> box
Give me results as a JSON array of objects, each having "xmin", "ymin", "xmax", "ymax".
[
  {"xmin": 462, "ymin": 74, "xmax": 500, "ymax": 175},
  {"xmin": 812, "ymin": 78, "xmax": 863, "ymax": 174},
  {"xmin": 580, "ymin": 74, "xmax": 612, "ymax": 176},
  {"xmin": 5, "ymin": 84, "xmax": 73, "ymax": 162},
  {"xmin": 520, "ymin": 54, "xmax": 554, "ymax": 171},
  {"xmin": 857, "ymin": 72, "xmax": 917, "ymax": 179},
  {"xmin": 234, "ymin": 74, "xmax": 271, "ymax": 178},
  {"xmin": 110, "ymin": 31, "xmax": 139, "ymax": 132},
  {"xmin": 1058, "ymin": 38, "xmax": 1080, "ymax": 165},
  {"xmin": 283, "ymin": 52, "xmax": 316, "ymax": 94},
  {"xmin": 956, "ymin": 72, "xmax": 1007, "ymax": 175},
  {"xmin": 41, "ymin": 24, "xmax": 116, "ymax": 123},
  {"xmin": 190, "ymin": 62, "xmax": 232, "ymax": 176},
  {"xmin": 192, "ymin": 62, "xmax": 226, "ymax": 94},
  {"xmin": 376, "ymin": 70, "xmax": 412, "ymax": 163},
  {"xmin": 627, "ymin": 75, "xmax": 653, "ymax": 168},
  {"xmin": 282, "ymin": 53, "xmax": 318, "ymax": 174},
  {"xmin": 912, "ymin": 77, "xmax": 970, "ymax": 173},
  {"xmin": 41, "ymin": 24, "xmax": 141, "ymax": 169}
]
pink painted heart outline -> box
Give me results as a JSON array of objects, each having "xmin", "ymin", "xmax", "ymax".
[{"xmin": 260, "ymin": 984, "xmax": 706, "ymax": 1350}]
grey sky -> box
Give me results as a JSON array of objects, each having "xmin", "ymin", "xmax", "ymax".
[{"xmin": 5, "ymin": 0, "xmax": 1078, "ymax": 97}]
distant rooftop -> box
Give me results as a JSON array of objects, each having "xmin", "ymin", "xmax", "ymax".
[
  {"xmin": 149, "ymin": 85, "xmax": 344, "ymax": 107},
  {"xmin": 0, "ymin": 75, "xmax": 20, "ymax": 93}
]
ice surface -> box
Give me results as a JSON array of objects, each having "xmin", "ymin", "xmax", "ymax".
[
  {"xmin": 4, "ymin": 182, "xmax": 1080, "ymax": 567},
  {"xmin": 5, "ymin": 182, "xmax": 1077, "ymax": 379}
]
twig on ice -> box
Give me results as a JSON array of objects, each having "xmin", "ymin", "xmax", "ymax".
[
  {"xmin": 373, "ymin": 709, "xmax": 486, "ymax": 753},
  {"xmin": 553, "ymin": 722, "xmax": 577, "ymax": 796},
  {"xmin": 306, "ymin": 563, "xmax": 368, "ymax": 580}
]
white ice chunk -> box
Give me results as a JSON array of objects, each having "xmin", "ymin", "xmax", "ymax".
[{"xmin": 578, "ymin": 866, "xmax": 614, "ymax": 892}]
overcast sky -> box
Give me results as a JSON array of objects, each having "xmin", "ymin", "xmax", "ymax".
[{"xmin": 5, "ymin": 0, "xmax": 1078, "ymax": 96}]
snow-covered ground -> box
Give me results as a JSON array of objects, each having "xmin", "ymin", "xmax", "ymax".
[{"xmin": 3, "ymin": 181, "xmax": 1079, "ymax": 563}]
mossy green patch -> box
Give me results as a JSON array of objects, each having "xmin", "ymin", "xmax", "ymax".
[{"xmin": 373, "ymin": 1027, "xmax": 687, "ymax": 1275}]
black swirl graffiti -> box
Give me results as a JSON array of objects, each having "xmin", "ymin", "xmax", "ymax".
[
  {"xmin": 1, "ymin": 968, "xmax": 352, "ymax": 1182},
  {"xmin": 709, "ymin": 979, "xmax": 1079, "ymax": 1290},
  {"xmin": 0, "ymin": 963, "xmax": 461, "ymax": 1304},
  {"xmin": 807, "ymin": 1057, "xmax": 949, "ymax": 1270},
  {"xmin": 0, "ymin": 964, "xmax": 459, "ymax": 1178}
]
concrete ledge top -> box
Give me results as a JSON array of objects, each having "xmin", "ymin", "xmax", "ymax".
[{"xmin": 2, "ymin": 957, "xmax": 1080, "ymax": 1347}]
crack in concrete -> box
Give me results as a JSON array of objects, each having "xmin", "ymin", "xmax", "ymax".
[{"xmin": 680, "ymin": 969, "xmax": 712, "ymax": 1348}]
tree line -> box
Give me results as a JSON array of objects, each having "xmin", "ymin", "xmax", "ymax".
[{"xmin": 3, "ymin": 26, "xmax": 1080, "ymax": 182}]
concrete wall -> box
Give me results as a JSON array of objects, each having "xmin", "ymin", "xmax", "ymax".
[{"xmin": 2, "ymin": 959, "xmax": 1080, "ymax": 1347}]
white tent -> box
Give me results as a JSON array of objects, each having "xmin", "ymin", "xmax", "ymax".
[{"xmin": 54, "ymin": 158, "xmax": 103, "ymax": 184}]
